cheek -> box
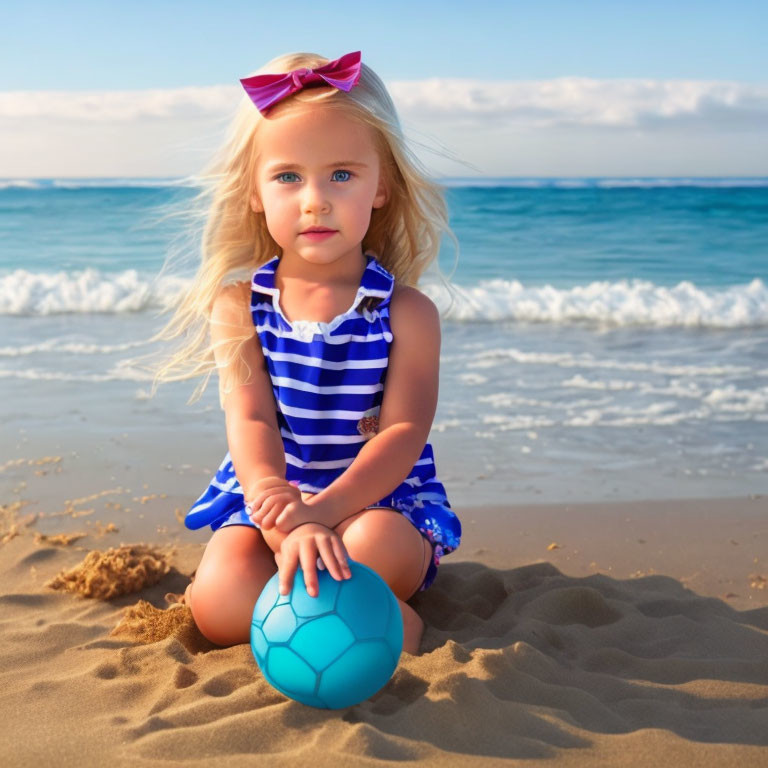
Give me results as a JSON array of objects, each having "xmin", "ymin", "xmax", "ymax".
[
  {"xmin": 340, "ymin": 187, "xmax": 375, "ymax": 217},
  {"xmin": 262, "ymin": 195, "xmax": 292, "ymax": 226},
  {"xmin": 353, "ymin": 199, "xmax": 376, "ymax": 226}
]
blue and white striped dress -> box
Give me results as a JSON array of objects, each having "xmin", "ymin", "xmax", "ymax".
[{"xmin": 185, "ymin": 251, "xmax": 462, "ymax": 590}]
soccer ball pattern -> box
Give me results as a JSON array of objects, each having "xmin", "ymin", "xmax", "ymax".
[{"xmin": 251, "ymin": 558, "xmax": 404, "ymax": 709}]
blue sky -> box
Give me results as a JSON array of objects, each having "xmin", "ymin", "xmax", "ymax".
[
  {"xmin": 3, "ymin": 0, "xmax": 767, "ymax": 87},
  {"xmin": 1, "ymin": 0, "xmax": 766, "ymax": 176}
]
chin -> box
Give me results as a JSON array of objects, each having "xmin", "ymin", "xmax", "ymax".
[
  {"xmin": 296, "ymin": 246, "xmax": 363, "ymax": 266},
  {"xmin": 297, "ymin": 251, "xmax": 346, "ymax": 265}
]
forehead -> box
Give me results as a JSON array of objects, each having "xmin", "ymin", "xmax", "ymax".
[{"xmin": 255, "ymin": 104, "xmax": 379, "ymax": 170}]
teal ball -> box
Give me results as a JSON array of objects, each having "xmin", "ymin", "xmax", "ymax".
[{"xmin": 250, "ymin": 559, "xmax": 403, "ymax": 709}]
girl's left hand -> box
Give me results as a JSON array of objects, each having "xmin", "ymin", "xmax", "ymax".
[{"xmin": 274, "ymin": 523, "xmax": 351, "ymax": 597}]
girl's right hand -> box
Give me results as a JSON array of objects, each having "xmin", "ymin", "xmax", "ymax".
[
  {"xmin": 274, "ymin": 523, "xmax": 352, "ymax": 598},
  {"xmin": 246, "ymin": 477, "xmax": 301, "ymax": 527}
]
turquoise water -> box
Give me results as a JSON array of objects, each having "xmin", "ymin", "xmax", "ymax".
[
  {"xmin": 1, "ymin": 177, "xmax": 767, "ymax": 505},
  {"xmin": 2, "ymin": 178, "xmax": 766, "ymax": 289}
]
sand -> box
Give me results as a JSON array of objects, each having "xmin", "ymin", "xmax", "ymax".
[{"xmin": 0, "ymin": 462, "xmax": 767, "ymax": 766}]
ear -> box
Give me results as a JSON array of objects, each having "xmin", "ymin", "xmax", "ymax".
[
  {"xmin": 372, "ymin": 175, "xmax": 389, "ymax": 209},
  {"xmin": 250, "ymin": 189, "xmax": 263, "ymax": 214}
]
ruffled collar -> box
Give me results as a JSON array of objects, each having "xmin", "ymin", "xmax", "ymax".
[{"xmin": 251, "ymin": 251, "xmax": 395, "ymax": 336}]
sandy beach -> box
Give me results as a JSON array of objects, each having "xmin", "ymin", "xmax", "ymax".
[{"xmin": 1, "ymin": 451, "xmax": 767, "ymax": 767}]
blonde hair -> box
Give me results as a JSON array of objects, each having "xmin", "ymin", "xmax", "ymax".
[{"xmin": 134, "ymin": 51, "xmax": 460, "ymax": 407}]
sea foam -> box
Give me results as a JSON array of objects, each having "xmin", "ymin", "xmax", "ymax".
[
  {"xmin": 427, "ymin": 276, "xmax": 768, "ymax": 328},
  {"xmin": 2, "ymin": 268, "xmax": 767, "ymax": 328},
  {"xmin": 0, "ymin": 269, "xmax": 187, "ymax": 315}
]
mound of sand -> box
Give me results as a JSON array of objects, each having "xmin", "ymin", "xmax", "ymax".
[{"xmin": 45, "ymin": 544, "xmax": 170, "ymax": 599}]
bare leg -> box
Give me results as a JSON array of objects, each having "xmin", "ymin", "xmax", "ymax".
[
  {"xmin": 185, "ymin": 525, "xmax": 277, "ymax": 646},
  {"xmin": 398, "ymin": 598, "xmax": 425, "ymax": 655},
  {"xmin": 332, "ymin": 509, "xmax": 432, "ymax": 656}
]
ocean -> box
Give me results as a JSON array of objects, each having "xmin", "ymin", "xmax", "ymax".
[{"xmin": 1, "ymin": 177, "xmax": 767, "ymax": 509}]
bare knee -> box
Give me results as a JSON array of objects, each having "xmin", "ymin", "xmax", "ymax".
[
  {"xmin": 338, "ymin": 509, "xmax": 430, "ymax": 601},
  {"xmin": 189, "ymin": 526, "xmax": 277, "ymax": 646}
]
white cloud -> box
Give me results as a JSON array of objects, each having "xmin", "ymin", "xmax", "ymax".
[
  {"xmin": 4, "ymin": 78, "xmax": 766, "ymax": 129},
  {"xmin": 1, "ymin": 78, "xmax": 766, "ymax": 177},
  {"xmin": 0, "ymin": 86, "xmax": 240, "ymax": 122},
  {"xmin": 388, "ymin": 77, "xmax": 768, "ymax": 132}
]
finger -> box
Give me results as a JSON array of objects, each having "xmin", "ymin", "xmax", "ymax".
[
  {"xmin": 250, "ymin": 481, "xmax": 294, "ymax": 510},
  {"xmin": 251, "ymin": 488, "xmax": 287, "ymax": 516},
  {"xmin": 274, "ymin": 501, "xmax": 298, "ymax": 530},
  {"xmin": 271, "ymin": 487, "xmax": 302, "ymax": 511},
  {"xmin": 298, "ymin": 539, "xmax": 320, "ymax": 598},
  {"xmin": 332, "ymin": 537, "xmax": 352, "ymax": 579},
  {"xmin": 316, "ymin": 536, "xmax": 346, "ymax": 582},
  {"xmin": 249, "ymin": 487, "xmax": 278, "ymax": 511},
  {"xmin": 252, "ymin": 498, "xmax": 271, "ymax": 527},
  {"xmin": 259, "ymin": 497, "xmax": 286, "ymax": 529},
  {"xmin": 249, "ymin": 493, "xmax": 271, "ymax": 523},
  {"xmin": 249, "ymin": 501, "xmax": 265, "ymax": 524},
  {"xmin": 278, "ymin": 546, "xmax": 299, "ymax": 597}
]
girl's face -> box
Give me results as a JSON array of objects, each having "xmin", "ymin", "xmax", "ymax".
[{"xmin": 250, "ymin": 102, "xmax": 388, "ymax": 271}]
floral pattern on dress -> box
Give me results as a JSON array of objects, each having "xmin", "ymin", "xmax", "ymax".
[
  {"xmin": 391, "ymin": 494, "xmax": 462, "ymax": 592},
  {"xmin": 356, "ymin": 406, "xmax": 380, "ymax": 441}
]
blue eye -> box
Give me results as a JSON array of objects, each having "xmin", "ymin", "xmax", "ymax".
[
  {"xmin": 332, "ymin": 170, "xmax": 352, "ymax": 182},
  {"xmin": 276, "ymin": 172, "xmax": 299, "ymax": 183}
]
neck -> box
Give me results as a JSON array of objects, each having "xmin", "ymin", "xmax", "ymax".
[{"xmin": 276, "ymin": 249, "xmax": 368, "ymax": 286}]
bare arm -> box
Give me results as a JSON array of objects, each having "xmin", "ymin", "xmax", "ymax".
[
  {"xmin": 305, "ymin": 285, "xmax": 441, "ymax": 529},
  {"xmin": 211, "ymin": 282, "xmax": 287, "ymax": 501}
]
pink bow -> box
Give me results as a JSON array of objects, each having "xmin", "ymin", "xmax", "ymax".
[{"xmin": 240, "ymin": 51, "xmax": 362, "ymax": 115}]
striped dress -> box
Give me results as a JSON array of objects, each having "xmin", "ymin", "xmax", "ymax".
[{"xmin": 185, "ymin": 251, "xmax": 462, "ymax": 590}]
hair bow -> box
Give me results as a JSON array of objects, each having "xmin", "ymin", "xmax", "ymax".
[{"xmin": 240, "ymin": 50, "xmax": 362, "ymax": 115}]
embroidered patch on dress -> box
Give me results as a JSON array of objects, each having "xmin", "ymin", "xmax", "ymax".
[{"xmin": 357, "ymin": 406, "xmax": 380, "ymax": 440}]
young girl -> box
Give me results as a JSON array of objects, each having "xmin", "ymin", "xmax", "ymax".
[{"xmin": 150, "ymin": 50, "xmax": 462, "ymax": 655}]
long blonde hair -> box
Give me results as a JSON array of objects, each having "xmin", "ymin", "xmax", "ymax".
[{"xmin": 134, "ymin": 51, "xmax": 460, "ymax": 406}]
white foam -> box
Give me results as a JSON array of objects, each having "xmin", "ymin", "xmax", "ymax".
[
  {"xmin": 474, "ymin": 382, "xmax": 768, "ymax": 429},
  {"xmin": 561, "ymin": 374, "xmax": 636, "ymax": 391},
  {"xmin": 466, "ymin": 347, "xmax": 754, "ymax": 377},
  {"xmin": 50, "ymin": 178, "xmax": 194, "ymax": 189},
  {"xmin": 0, "ymin": 179, "xmax": 44, "ymax": 190},
  {"xmin": 425, "ymin": 277, "xmax": 768, "ymax": 328},
  {"xmin": 0, "ymin": 268, "xmax": 188, "ymax": 315},
  {"xmin": 0, "ymin": 178, "xmax": 196, "ymax": 190},
  {"xmin": 432, "ymin": 418, "xmax": 462, "ymax": 432},
  {"xmin": 561, "ymin": 376, "xmax": 716, "ymax": 400},
  {"xmin": 437, "ymin": 177, "xmax": 768, "ymax": 189},
  {"xmin": 3, "ymin": 268, "xmax": 768, "ymax": 329},
  {"xmin": 0, "ymin": 359, "xmax": 152, "ymax": 382},
  {"xmin": 702, "ymin": 385, "xmax": 768, "ymax": 413},
  {"xmin": 457, "ymin": 372, "xmax": 488, "ymax": 385},
  {"xmin": 0, "ymin": 339, "xmax": 148, "ymax": 356}
]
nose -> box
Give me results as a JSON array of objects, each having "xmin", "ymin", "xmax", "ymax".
[{"xmin": 301, "ymin": 178, "xmax": 331, "ymax": 214}]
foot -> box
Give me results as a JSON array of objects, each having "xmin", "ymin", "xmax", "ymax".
[
  {"xmin": 167, "ymin": 571, "xmax": 196, "ymax": 607},
  {"xmin": 398, "ymin": 598, "xmax": 425, "ymax": 655},
  {"xmin": 165, "ymin": 582, "xmax": 193, "ymax": 608}
]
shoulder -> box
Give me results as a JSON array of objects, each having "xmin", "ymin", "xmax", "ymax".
[
  {"xmin": 388, "ymin": 283, "xmax": 440, "ymax": 333},
  {"xmin": 210, "ymin": 280, "xmax": 252, "ymax": 331},
  {"xmin": 212, "ymin": 279, "xmax": 251, "ymax": 309}
]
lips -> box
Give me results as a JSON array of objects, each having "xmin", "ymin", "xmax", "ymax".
[{"xmin": 301, "ymin": 227, "xmax": 336, "ymax": 234}]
